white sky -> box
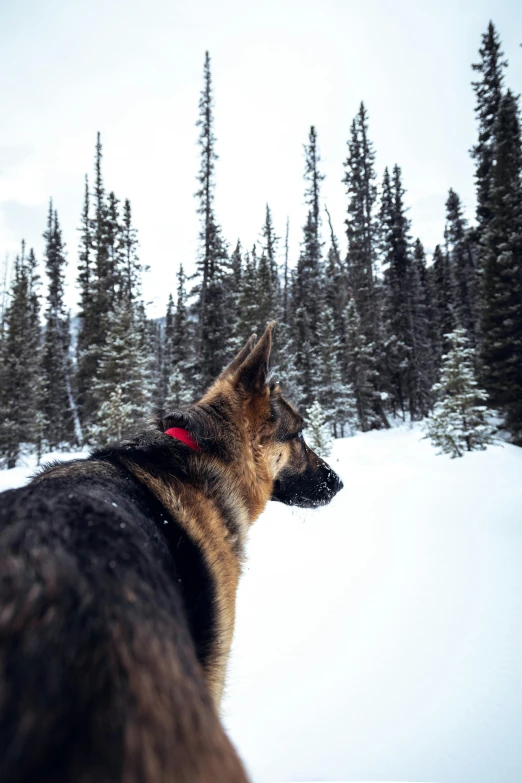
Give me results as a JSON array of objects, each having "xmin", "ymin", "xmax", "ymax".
[{"xmin": 1, "ymin": 0, "xmax": 521, "ymax": 316}]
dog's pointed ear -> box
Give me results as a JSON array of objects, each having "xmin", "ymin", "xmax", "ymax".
[
  {"xmin": 235, "ymin": 322, "xmax": 275, "ymax": 395},
  {"xmin": 219, "ymin": 333, "xmax": 257, "ymax": 378}
]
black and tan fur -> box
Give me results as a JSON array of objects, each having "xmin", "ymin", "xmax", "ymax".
[{"xmin": 0, "ymin": 323, "xmax": 343, "ymax": 783}]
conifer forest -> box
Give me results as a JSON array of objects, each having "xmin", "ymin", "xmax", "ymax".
[{"xmin": 1, "ymin": 21, "xmax": 521, "ymax": 468}]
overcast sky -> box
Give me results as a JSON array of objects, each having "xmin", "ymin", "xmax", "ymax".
[{"xmin": 1, "ymin": 0, "xmax": 521, "ymax": 316}]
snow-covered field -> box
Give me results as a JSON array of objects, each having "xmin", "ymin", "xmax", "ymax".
[
  {"xmin": 223, "ymin": 426, "xmax": 522, "ymax": 783},
  {"xmin": 0, "ymin": 450, "xmax": 90, "ymax": 493},
  {"xmin": 1, "ymin": 428, "xmax": 521, "ymax": 782}
]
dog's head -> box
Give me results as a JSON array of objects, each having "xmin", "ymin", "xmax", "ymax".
[{"xmin": 160, "ymin": 323, "xmax": 343, "ymax": 518}]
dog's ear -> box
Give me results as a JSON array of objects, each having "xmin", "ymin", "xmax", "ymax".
[
  {"xmin": 234, "ymin": 322, "xmax": 275, "ymax": 395},
  {"xmin": 219, "ymin": 333, "xmax": 257, "ymax": 378}
]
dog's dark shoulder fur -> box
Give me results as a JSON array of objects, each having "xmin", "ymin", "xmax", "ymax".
[
  {"xmin": 1, "ymin": 445, "xmax": 216, "ymax": 667},
  {"xmin": 0, "ymin": 445, "xmax": 241, "ymax": 783}
]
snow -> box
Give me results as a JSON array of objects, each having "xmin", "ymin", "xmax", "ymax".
[
  {"xmin": 223, "ymin": 426, "xmax": 522, "ymax": 783},
  {"xmin": 1, "ymin": 428, "xmax": 521, "ymax": 782},
  {"xmin": 0, "ymin": 450, "xmax": 90, "ymax": 493}
]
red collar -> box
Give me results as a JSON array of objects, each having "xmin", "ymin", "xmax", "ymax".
[{"xmin": 164, "ymin": 427, "xmax": 202, "ymax": 452}]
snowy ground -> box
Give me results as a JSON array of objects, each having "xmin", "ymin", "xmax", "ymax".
[
  {"xmin": 223, "ymin": 426, "xmax": 522, "ymax": 783},
  {"xmin": 0, "ymin": 450, "xmax": 90, "ymax": 493},
  {"xmin": 1, "ymin": 429, "xmax": 521, "ymax": 782}
]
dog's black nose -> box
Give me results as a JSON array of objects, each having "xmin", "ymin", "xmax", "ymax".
[{"xmin": 336, "ymin": 476, "xmax": 344, "ymax": 493}]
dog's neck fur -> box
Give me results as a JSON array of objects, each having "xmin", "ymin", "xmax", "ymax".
[{"xmin": 122, "ymin": 431, "xmax": 274, "ymax": 708}]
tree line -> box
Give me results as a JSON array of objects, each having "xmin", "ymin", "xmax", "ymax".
[{"xmin": 0, "ymin": 21, "xmax": 521, "ymax": 468}]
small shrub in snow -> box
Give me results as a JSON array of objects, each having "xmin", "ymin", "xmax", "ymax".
[
  {"xmin": 424, "ymin": 329, "xmax": 497, "ymax": 458},
  {"xmin": 305, "ymin": 400, "xmax": 333, "ymax": 458},
  {"xmin": 165, "ymin": 365, "xmax": 193, "ymax": 409},
  {"xmin": 90, "ymin": 385, "xmax": 135, "ymax": 445}
]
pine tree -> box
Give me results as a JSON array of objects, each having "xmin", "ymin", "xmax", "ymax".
[
  {"xmin": 379, "ymin": 165, "xmax": 416, "ymax": 419},
  {"xmin": 323, "ymin": 208, "xmax": 349, "ymax": 354},
  {"xmin": 163, "ymin": 265, "xmax": 194, "ymax": 409},
  {"xmin": 165, "ymin": 365, "xmax": 193, "ymax": 409},
  {"xmin": 481, "ymin": 89, "xmax": 522, "ymax": 443},
  {"xmin": 194, "ymin": 51, "xmax": 230, "ymax": 391},
  {"xmin": 234, "ymin": 247, "xmax": 260, "ymax": 347},
  {"xmin": 0, "ymin": 254, "xmax": 10, "ymax": 341},
  {"xmin": 41, "ymin": 202, "xmax": 77, "ymax": 450},
  {"xmin": 282, "ymin": 218, "xmax": 290, "ymax": 325},
  {"xmin": 92, "ymin": 385, "xmax": 135, "ymax": 445},
  {"xmin": 0, "ymin": 244, "xmax": 42, "ymax": 467},
  {"xmin": 410, "ymin": 238, "xmax": 437, "ymax": 414},
  {"xmin": 172, "ymin": 265, "xmax": 193, "ymax": 397},
  {"xmin": 227, "ymin": 240, "xmax": 244, "ymax": 353},
  {"xmin": 121, "ymin": 199, "xmax": 143, "ymax": 302},
  {"xmin": 305, "ymin": 400, "xmax": 333, "ymax": 458},
  {"xmin": 257, "ymin": 205, "xmax": 280, "ymax": 330},
  {"xmin": 471, "ymin": 22, "xmax": 507, "ymax": 245},
  {"xmin": 445, "ymin": 189, "xmax": 477, "ymax": 340},
  {"xmin": 343, "ymin": 104, "xmax": 391, "ymax": 427},
  {"xmin": 344, "ymin": 298, "xmax": 381, "ymax": 431},
  {"xmin": 161, "ymin": 292, "xmax": 175, "ymax": 404},
  {"xmin": 90, "ymin": 296, "xmax": 150, "ymax": 445},
  {"xmin": 275, "ymin": 219, "xmax": 301, "ymax": 405},
  {"xmin": 76, "ymin": 174, "xmax": 95, "ymax": 427},
  {"xmin": 430, "ymin": 243, "xmax": 456, "ymax": 354},
  {"xmin": 293, "ymin": 126, "xmax": 325, "ymax": 407},
  {"xmin": 344, "ymin": 103, "xmax": 379, "ymax": 340},
  {"xmin": 425, "ymin": 329, "xmax": 496, "ymax": 458},
  {"xmin": 315, "ymin": 305, "xmax": 358, "ymax": 437},
  {"xmin": 148, "ymin": 318, "xmax": 164, "ymax": 409},
  {"xmin": 76, "ymin": 134, "xmax": 118, "ymax": 430}
]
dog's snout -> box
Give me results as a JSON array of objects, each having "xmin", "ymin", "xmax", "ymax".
[{"xmin": 329, "ymin": 471, "xmax": 343, "ymax": 496}]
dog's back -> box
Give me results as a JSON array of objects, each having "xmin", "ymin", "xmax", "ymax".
[
  {"xmin": 0, "ymin": 461, "xmax": 248, "ymax": 783},
  {"xmin": 0, "ymin": 325, "xmax": 344, "ymax": 782}
]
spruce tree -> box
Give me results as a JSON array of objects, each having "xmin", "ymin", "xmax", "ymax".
[
  {"xmin": 227, "ymin": 240, "xmax": 243, "ymax": 353},
  {"xmin": 323, "ymin": 209, "xmax": 348, "ymax": 349},
  {"xmin": 165, "ymin": 265, "xmax": 194, "ymax": 409},
  {"xmin": 76, "ymin": 134, "xmax": 117, "ymax": 430},
  {"xmin": 0, "ymin": 244, "xmax": 42, "ymax": 467},
  {"xmin": 276, "ymin": 219, "xmax": 301, "ymax": 404},
  {"xmin": 379, "ymin": 165, "xmax": 416, "ymax": 419},
  {"xmin": 90, "ymin": 296, "xmax": 150, "ymax": 445},
  {"xmin": 430, "ymin": 243, "xmax": 456, "ymax": 354},
  {"xmin": 194, "ymin": 51, "xmax": 230, "ymax": 391},
  {"xmin": 425, "ymin": 329, "xmax": 496, "ymax": 458},
  {"xmin": 316, "ymin": 305, "xmax": 358, "ymax": 437},
  {"xmin": 409, "ymin": 239, "xmax": 436, "ymax": 416},
  {"xmin": 305, "ymin": 400, "xmax": 333, "ymax": 458},
  {"xmin": 481, "ymin": 89, "xmax": 522, "ymax": 443},
  {"xmin": 471, "ymin": 22, "xmax": 507, "ymax": 245},
  {"xmin": 343, "ymin": 104, "xmax": 392, "ymax": 427},
  {"xmin": 149, "ymin": 318, "xmax": 164, "ymax": 409},
  {"xmin": 292, "ymin": 126, "xmax": 324, "ymax": 407},
  {"xmin": 234, "ymin": 247, "xmax": 260, "ymax": 347},
  {"xmin": 257, "ymin": 205, "xmax": 280, "ymax": 330},
  {"xmin": 282, "ymin": 218, "xmax": 290, "ymax": 325},
  {"xmin": 76, "ymin": 174, "xmax": 95, "ymax": 427},
  {"xmin": 41, "ymin": 202, "xmax": 77, "ymax": 449},
  {"xmin": 161, "ymin": 292, "xmax": 175, "ymax": 404},
  {"xmin": 344, "ymin": 103, "xmax": 379, "ymax": 340},
  {"xmin": 445, "ymin": 189, "xmax": 477, "ymax": 340},
  {"xmin": 0, "ymin": 254, "xmax": 10, "ymax": 340},
  {"xmin": 344, "ymin": 298, "xmax": 381, "ymax": 431},
  {"xmin": 121, "ymin": 199, "xmax": 143, "ymax": 302}
]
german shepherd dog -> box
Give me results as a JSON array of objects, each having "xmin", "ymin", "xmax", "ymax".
[{"xmin": 0, "ymin": 323, "xmax": 343, "ymax": 783}]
